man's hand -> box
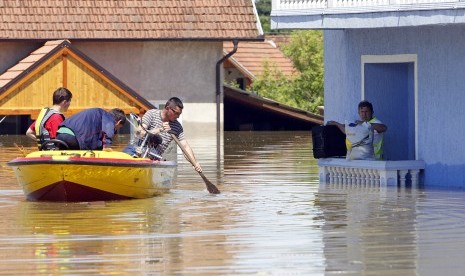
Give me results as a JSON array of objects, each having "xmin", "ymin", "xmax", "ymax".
[
  {"xmin": 328, "ymin": 120, "xmax": 343, "ymax": 127},
  {"xmin": 148, "ymin": 122, "xmax": 171, "ymax": 135},
  {"xmin": 327, "ymin": 120, "xmax": 346, "ymax": 134},
  {"xmin": 161, "ymin": 122, "xmax": 170, "ymax": 132},
  {"xmin": 193, "ymin": 162, "xmax": 202, "ymax": 173}
]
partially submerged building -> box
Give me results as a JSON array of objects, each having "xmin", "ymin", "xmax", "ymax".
[
  {"xmin": 222, "ymin": 38, "xmax": 322, "ymax": 131},
  {"xmin": 223, "ymin": 39, "xmax": 296, "ymax": 90},
  {"xmin": 270, "ymin": 0, "xmax": 465, "ymax": 187},
  {"xmin": 0, "ymin": 0, "xmax": 263, "ymax": 142}
]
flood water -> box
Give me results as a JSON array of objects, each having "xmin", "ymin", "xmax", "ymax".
[{"xmin": 1, "ymin": 132, "xmax": 465, "ymax": 275}]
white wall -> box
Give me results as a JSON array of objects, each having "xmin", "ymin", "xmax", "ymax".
[{"xmin": 74, "ymin": 41, "xmax": 224, "ymax": 139}]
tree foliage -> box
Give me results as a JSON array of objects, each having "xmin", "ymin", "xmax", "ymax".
[
  {"xmin": 256, "ymin": 0, "xmax": 285, "ymax": 34},
  {"xmin": 250, "ymin": 30, "xmax": 324, "ymax": 112},
  {"xmin": 251, "ymin": 0, "xmax": 324, "ymax": 113},
  {"xmin": 255, "ymin": 0, "xmax": 271, "ymax": 16}
]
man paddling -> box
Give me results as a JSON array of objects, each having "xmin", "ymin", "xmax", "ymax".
[{"xmin": 123, "ymin": 97, "xmax": 203, "ymax": 173}]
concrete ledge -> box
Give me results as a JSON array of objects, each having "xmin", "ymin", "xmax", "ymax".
[{"xmin": 318, "ymin": 158, "xmax": 425, "ymax": 187}]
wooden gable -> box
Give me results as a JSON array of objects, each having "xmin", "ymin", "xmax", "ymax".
[{"xmin": 0, "ymin": 40, "xmax": 154, "ymax": 119}]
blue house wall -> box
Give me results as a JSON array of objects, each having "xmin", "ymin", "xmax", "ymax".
[{"xmin": 324, "ymin": 25, "xmax": 465, "ymax": 187}]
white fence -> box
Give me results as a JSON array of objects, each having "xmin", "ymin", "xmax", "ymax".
[
  {"xmin": 318, "ymin": 158, "xmax": 425, "ymax": 187},
  {"xmin": 273, "ymin": 0, "xmax": 461, "ymax": 10}
]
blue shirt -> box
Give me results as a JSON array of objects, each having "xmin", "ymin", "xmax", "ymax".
[{"xmin": 59, "ymin": 108, "xmax": 116, "ymax": 150}]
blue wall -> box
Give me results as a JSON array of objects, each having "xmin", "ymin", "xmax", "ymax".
[
  {"xmin": 324, "ymin": 25, "xmax": 465, "ymax": 187},
  {"xmin": 364, "ymin": 63, "xmax": 414, "ymax": 160}
]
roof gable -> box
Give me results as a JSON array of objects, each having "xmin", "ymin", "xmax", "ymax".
[
  {"xmin": 0, "ymin": 0, "xmax": 263, "ymax": 40},
  {"xmin": 0, "ymin": 40, "xmax": 154, "ymax": 118}
]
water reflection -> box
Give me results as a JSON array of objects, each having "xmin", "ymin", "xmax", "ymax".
[
  {"xmin": 1, "ymin": 133, "xmax": 465, "ymax": 274},
  {"xmin": 9, "ymin": 199, "xmax": 170, "ymax": 274},
  {"xmin": 317, "ymin": 184, "xmax": 421, "ymax": 275}
]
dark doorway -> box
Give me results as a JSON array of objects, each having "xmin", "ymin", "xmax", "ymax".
[{"xmin": 364, "ymin": 62, "xmax": 415, "ymax": 160}]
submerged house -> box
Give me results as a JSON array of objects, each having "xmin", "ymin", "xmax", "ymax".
[
  {"xmin": 0, "ymin": 0, "xmax": 263, "ymax": 151},
  {"xmin": 223, "ymin": 39, "xmax": 296, "ymax": 90},
  {"xmin": 271, "ymin": 0, "xmax": 465, "ymax": 187},
  {"xmin": 222, "ymin": 39, "xmax": 323, "ymax": 130}
]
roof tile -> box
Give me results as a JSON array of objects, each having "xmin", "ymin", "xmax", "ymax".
[
  {"xmin": 224, "ymin": 39, "xmax": 297, "ymax": 78},
  {"xmin": 0, "ymin": 0, "xmax": 262, "ymax": 40}
]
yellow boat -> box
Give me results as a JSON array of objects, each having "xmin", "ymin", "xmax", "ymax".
[{"xmin": 7, "ymin": 150, "xmax": 177, "ymax": 202}]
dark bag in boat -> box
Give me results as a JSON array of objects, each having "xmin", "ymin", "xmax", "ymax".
[{"xmin": 311, "ymin": 125, "xmax": 347, "ymax": 159}]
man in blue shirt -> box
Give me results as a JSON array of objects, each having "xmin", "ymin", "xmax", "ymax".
[{"xmin": 56, "ymin": 108, "xmax": 126, "ymax": 150}]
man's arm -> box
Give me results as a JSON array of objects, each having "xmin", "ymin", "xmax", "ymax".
[
  {"xmin": 102, "ymin": 133, "xmax": 112, "ymax": 151},
  {"xmin": 179, "ymin": 139, "xmax": 202, "ymax": 173},
  {"xmin": 102, "ymin": 118, "xmax": 116, "ymax": 150},
  {"xmin": 327, "ymin": 121, "xmax": 346, "ymax": 134},
  {"xmin": 370, "ymin": 123, "xmax": 387, "ymax": 133},
  {"xmin": 25, "ymin": 121, "xmax": 37, "ymax": 140},
  {"xmin": 25, "ymin": 127, "xmax": 36, "ymax": 140},
  {"xmin": 354, "ymin": 119, "xmax": 387, "ymax": 134},
  {"xmin": 144, "ymin": 122, "xmax": 169, "ymax": 136}
]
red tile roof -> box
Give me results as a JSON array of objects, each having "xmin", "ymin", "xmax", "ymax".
[
  {"xmin": 0, "ymin": 0, "xmax": 263, "ymax": 40},
  {"xmin": 224, "ymin": 40, "xmax": 296, "ymax": 79},
  {"xmin": 265, "ymin": 34, "xmax": 292, "ymax": 49}
]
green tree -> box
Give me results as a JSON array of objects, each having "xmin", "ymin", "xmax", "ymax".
[
  {"xmin": 250, "ymin": 30, "xmax": 324, "ymax": 112},
  {"xmin": 256, "ymin": 0, "xmax": 285, "ymax": 34},
  {"xmin": 256, "ymin": 0, "xmax": 269, "ymax": 32},
  {"xmin": 256, "ymin": 0, "xmax": 271, "ymax": 16}
]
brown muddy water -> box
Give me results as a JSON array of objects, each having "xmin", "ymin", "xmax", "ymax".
[{"xmin": 1, "ymin": 132, "xmax": 465, "ymax": 275}]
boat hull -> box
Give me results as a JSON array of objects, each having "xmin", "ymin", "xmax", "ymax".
[{"xmin": 8, "ymin": 150, "xmax": 177, "ymax": 202}]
